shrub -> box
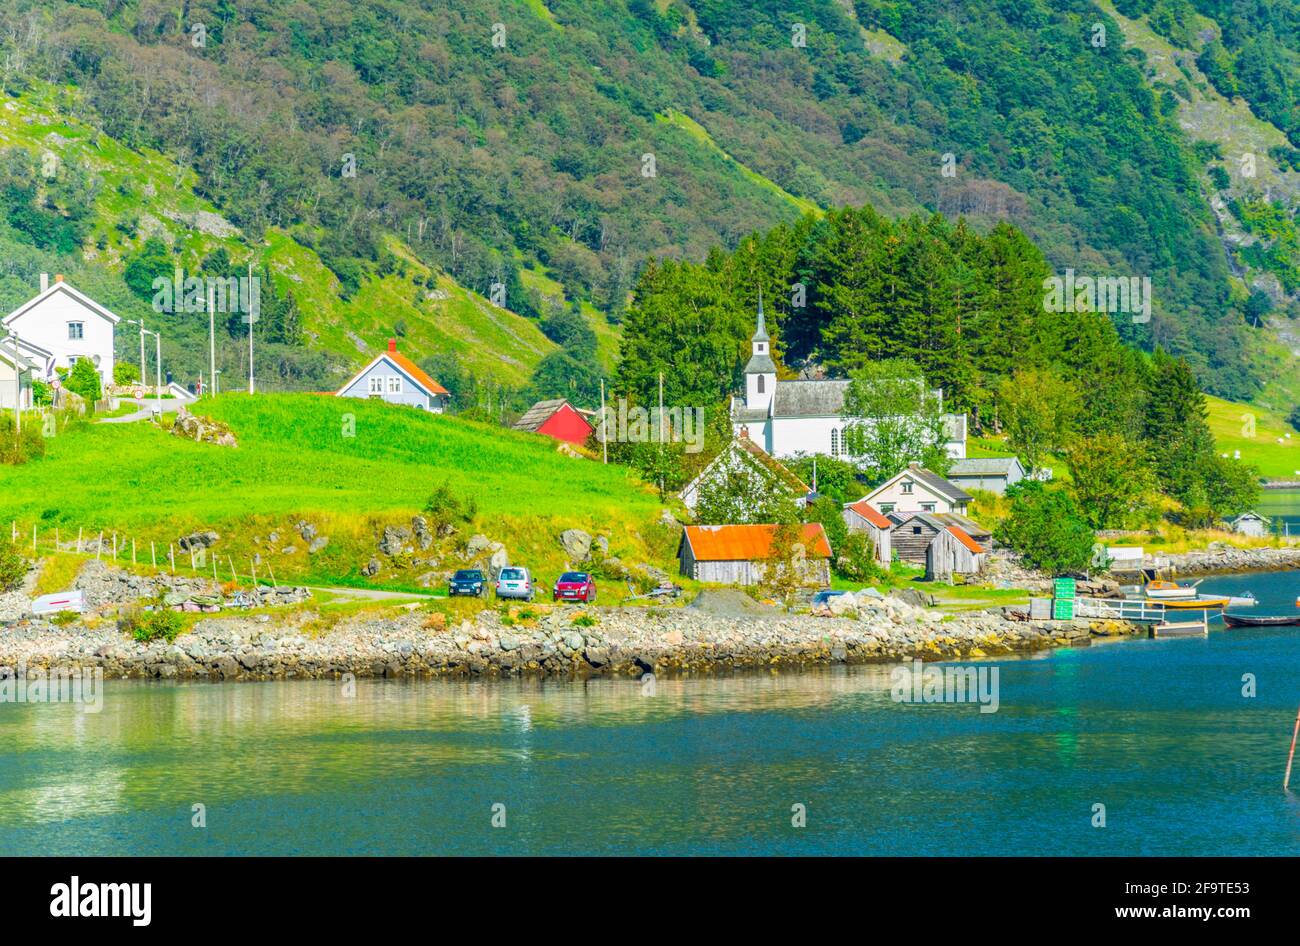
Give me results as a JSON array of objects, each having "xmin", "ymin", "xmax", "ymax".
[
  {"xmin": 423, "ymin": 481, "xmax": 477, "ymax": 536},
  {"xmin": 118, "ymin": 603, "xmax": 184, "ymax": 643},
  {"xmin": 0, "ymin": 539, "xmax": 27, "ymax": 591},
  {"xmin": 114, "ymin": 361, "xmax": 140, "ymax": 385},
  {"xmin": 994, "ymin": 482, "xmax": 1095, "ymax": 575},
  {"xmin": 64, "ymin": 357, "xmax": 102, "ymax": 405},
  {"xmin": 0, "ymin": 413, "xmax": 46, "ymax": 465},
  {"xmin": 571, "ymin": 612, "xmax": 597, "ymax": 627}
]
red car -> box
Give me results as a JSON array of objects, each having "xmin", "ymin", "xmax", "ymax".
[{"xmin": 553, "ymin": 571, "xmax": 597, "ymax": 603}]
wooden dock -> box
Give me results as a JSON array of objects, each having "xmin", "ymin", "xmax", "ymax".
[{"xmin": 1151, "ymin": 619, "xmax": 1209, "ymax": 637}]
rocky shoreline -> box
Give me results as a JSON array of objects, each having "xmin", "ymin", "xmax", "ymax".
[
  {"xmin": 0, "ymin": 589, "xmax": 1142, "ymax": 683},
  {"xmin": 1154, "ymin": 545, "xmax": 1300, "ymax": 576}
]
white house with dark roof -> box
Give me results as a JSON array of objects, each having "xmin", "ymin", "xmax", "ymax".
[
  {"xmin": 946, "ymin": 456, "xmax": 1026, "ymax": 495},
  {"xmin": 859, "ymin": 463, "xmax": 972, "ymax": 515},
  {"xmin": 680, "ymin": 433, "xmax": 813, "ymax": 515},
  {"xmin": 2, "ymin": 274, "xmax": 118, "ymax": 388},
  {"xmin": 730, "ymin": 300, "xmax": 966, "ymax": 460}
]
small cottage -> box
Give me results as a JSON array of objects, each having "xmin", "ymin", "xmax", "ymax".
[
  {"xmin": 841, "ymin": 500, "xmax": 893, "ymax": 565},
  {"xmin": 945, "ymin": 456, "xmax": 1026, "ymax": 495},
  {"xmin": 926, "ymin": 526, "xmax": 987, "ymax": 582},
  {"xmin": 858, "ymin": 463, "xmax": 972, "ymax": 515},
  {"xmin": 2, "ymin": 274, "xmax": 120, "ymax": 389},
  {"xmin": 1229, "ymin": 511, "xmax": 1270, "ymax": 538},
  {"xmin": 678, "ymin": 523, "xmax": 832, "ymax": 587},
  {"xmin": 680, "ymin": 434, "xmax": 812, "ymax": 514},
  {"xmin": 336, "ymin": 339, "xmax": 450, "ymax": 411},
  {"xmin": 513, "ymin": 398, "xmax": 595, "ymax": 447}
]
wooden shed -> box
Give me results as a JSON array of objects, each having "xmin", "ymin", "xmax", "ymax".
[
  {"xmin": 678, "ymin": 523, "xmax": 832, "ymax": 587},
  {"xmin": 888, "ymin": 512, "xmax": 946, "ymax": 564},
  {"xmin": 1229, "ymin": 511, "xmax": 1270, "ymax": 538},
  {"xmin": 842, "ymin": 500, "xmax": 892, "ymax": 565},
  {"xmin": 926, "ymin": 526, "xmax": 987, "ymax": 582}
]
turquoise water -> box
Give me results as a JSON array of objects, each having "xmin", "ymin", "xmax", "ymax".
[{"xmin": 4, "ymin": 571, "xmax": 1300, "ymax": 855}]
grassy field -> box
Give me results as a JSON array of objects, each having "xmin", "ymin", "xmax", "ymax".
[
  {"xmin": 1205, "ymin": 395, "xmax": 1300, "ymax": 481},
  {"xmin": 0, "ymin": 394, "xmax": 678, "ymax": 587}
]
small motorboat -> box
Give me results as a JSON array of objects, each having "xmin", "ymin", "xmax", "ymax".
[
  {"xmin": 1223, "ymin": 613, "xmax": 1300, "ymax": 628},
  {"xmin": 1226, "ymin": 592, "xmax": 1257, "ymax": 607},
  {"xmin": 1154, "ymin": 595, "xmax": 1230, "ymax": 609},
  {"xmin": 1145, "ymin": 579, "xmax": 1202, "ymax": 599}
]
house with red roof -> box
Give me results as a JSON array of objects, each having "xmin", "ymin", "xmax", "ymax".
[
  {"xmin": 335, "ymin": 339, "xmax": 450, "ymax": 412},
  {"xmin": 678, "ymin": 523, "xmax": 832, "ymax": 587},
  {"xmin": 841, "ymin": 500, "xmax": 893, "ymax": 566}
]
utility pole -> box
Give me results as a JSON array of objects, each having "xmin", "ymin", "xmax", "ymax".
[
  {"xmin": 658, "ymin": 371, "xmax": 665, "ymax": 494},
  {"xmin": 247, "ymin": 261, "xmax": 256, "ymax": 395},
  {"xmin": 153, "ymin": 330, "xmax": 162, "ymax": 414},
  {"xmin": 599, "ymin": 378, "xmax": 608, "ymax": 464},
  {"xmin": 138, "ymin": 320, "xmax": 146, "ymax": 389},
  {"xmin": 207, "ymin": 280, "xmax": 216, "ymax": 398}
]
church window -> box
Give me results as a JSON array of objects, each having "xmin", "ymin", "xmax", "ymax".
[
  {"xmin": 830, "ymin": 428, "xmax": 840, "ymax": 457},
  {"xmin": 757, "ymin": 375, "xmax": 764, "ymax": 394}
]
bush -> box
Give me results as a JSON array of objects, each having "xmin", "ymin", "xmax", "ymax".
[
  {"xmin": 0, "ymin": 539, "xmax": 27, "ymax": 591},
  {"xmin": 0, "ymin": 413, "xmax": 45, "ymax": 465},
  {"xmin": 114, "ymin": 361, "xmax": 140, "ymax": 385},
  {"xmin": 64, "ymin": 357, "xmax": 102, "ymax": 405},
  {"xmin": 118, "ymin": 603, "xmax": 185, "ymax": 643},
  {"xmin": 994, "ymin": 482, "xmax": 1095, "ymax": 575},
  {"xmin": 423, "ymin": 481, "xmax": 477, "ymax": 537}
]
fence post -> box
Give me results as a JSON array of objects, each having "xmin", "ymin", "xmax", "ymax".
[
  {"xmin": 169, "ymin": 544, "xmax": 175, "ymax": 574},
  {"xmin": 132, "ymin": 538, "xmax": 137, "ymax": 566},
  {"xmin": 151, "ymin": 541, "xmax": 156, "ymax": 569},
  {"xmin": 95, "ymin": 530, "xmax": 103, "ymax": 560},
  {"xmin": 77, "ymin": 527, "xmax": 83, "ymax": 554}
]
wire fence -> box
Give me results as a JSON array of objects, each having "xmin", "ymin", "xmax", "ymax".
[{"xmin": 10, "ymin": 519, "xmax": 278, "ymax": 589}]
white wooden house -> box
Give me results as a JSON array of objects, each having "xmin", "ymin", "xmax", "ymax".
[
  {"xmin": 1229, "ymin": 511, "xmax": 1270, "ymax": 538},
  {"xmin": 858, "ymin": 463, "xmax": 972, "ymax": 516},
  {"xmin": 946, "ymin": 456, "xmax": 1026, "ymax": 495},
  {"xmin": 679, "ymin": 434, "xmax": 812, "ymax": 515},
  {"xmin": 2, "ymin": 275, "xmax": 119, "ymax": 389}
]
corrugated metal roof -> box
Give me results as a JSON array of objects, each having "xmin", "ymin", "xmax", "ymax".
[
  {"xmin": 683, "ymin": 523, "xmax": 832, "ymax": 561},
  {"xmin": 845, "ymin": 500, "xmax": 891, "ymax": 529},
  {"xmin": 905, "ymin": 464, "xmax": 972, "ymax": 503}
]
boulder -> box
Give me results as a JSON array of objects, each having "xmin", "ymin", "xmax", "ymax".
[
  {"xmin": 559, "ymin": 528, "xmax": 593, "ymax": 561},
  {"xmin": 178, "ymin": 530, "xmax": 219, "ymax": 551},
  {"xmin": 378, "ymin": 525, "xmax": 411, "ymax": 557},
  {"xmin": 466, "ymin": 534, "xmax": 492, "ymax": 556},
  {"xmin": 308, "ymin": 536, "xmax": 329, "ymax": 554},
  {"xmin": 361, "ymin": 557, "xmax": 382, "ymax": 577},
  {"xmin": 488, "ymin": 547, "xmax": 508, "ymax": 578}
]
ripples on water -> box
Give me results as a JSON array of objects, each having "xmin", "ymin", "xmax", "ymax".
[{"xmin": 4, "ymin": 574, "xmax": 1300, "ymax": 855}]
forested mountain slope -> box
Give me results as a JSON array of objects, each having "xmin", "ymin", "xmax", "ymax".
[{"xmin": 0, "ymin": 0, "xmax": 1298, "ymax": 403}]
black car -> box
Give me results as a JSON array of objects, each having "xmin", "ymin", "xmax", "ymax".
[{"xmin": 448, "ymin": 569, "xmax": 487, "ymax": 597}]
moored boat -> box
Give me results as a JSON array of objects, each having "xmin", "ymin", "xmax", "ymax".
[
  {"xmin": 1153, "ymin": 595, "xmax": 1230, "ymax": 609},
  {"xmin": 1226, "ymin": 592, "xmax": 1257, "ymax": 607},
  {"xmin": 1144, "ymin": 579, "xmax": 1201, "ymax": 599},
  {"xmin": 1223, "ymin": 613, "xmax": 1300, "ymax": 627}
]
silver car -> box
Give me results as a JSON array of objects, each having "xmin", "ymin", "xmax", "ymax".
[{"xmin": 495, "ymin": 566, "xmax": 534, "ymax": 601}]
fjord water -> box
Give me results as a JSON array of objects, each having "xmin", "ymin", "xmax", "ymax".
[{"xmin": 4, "ymin": 573, "xmax": 1300, "ymax": 856}]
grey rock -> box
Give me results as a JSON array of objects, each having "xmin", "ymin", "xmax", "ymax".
[{"xmin": 559, "ymin": 529, "xmax": 593, "ymax": 561}]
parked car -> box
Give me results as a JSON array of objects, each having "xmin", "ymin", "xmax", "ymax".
[
  {"xmin": 495, "ymin": 566, "xmax": 534, "ymax": 601},
  {"xmin": 448, "ymin": 569, "xmax": 487, "ymax": 598},
  {"xmin": 553, "ymin": 571, "xmax": 597, "ymax": 603}
]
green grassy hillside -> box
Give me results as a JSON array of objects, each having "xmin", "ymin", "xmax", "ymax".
[
  {"xmin": 1206, "ymin": 395, "xmax": 1300, "ymax": 480},
  {"xmin": 0, "ymin": 83, "xmax": 608, "ymax": 390},
  {"xmin": 1, "ymin": 395, "xmax": 674, "ymax": 587}
]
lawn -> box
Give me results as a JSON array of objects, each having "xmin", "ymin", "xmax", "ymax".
[
  {"xmin": 1205, "ymin": 395, "xmax": 1300, "ymax": 481},
  {"xmin": 1, "ymin": 393, "xmax": 676, "ymax": 586}
]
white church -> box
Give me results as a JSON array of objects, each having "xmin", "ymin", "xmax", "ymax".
[{"xmin": 730, "ymin": 299, "xmax": 967, "ymax": 461}]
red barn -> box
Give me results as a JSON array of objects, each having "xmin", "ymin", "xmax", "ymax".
[{"xmin": 513, "ymin": 398, "xmax": 595, "ymax": 447}]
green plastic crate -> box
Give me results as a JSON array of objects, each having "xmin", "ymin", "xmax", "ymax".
[
  {"xmin": 1054, "ymin": 578, "xmax": 1076, "ymax": 599},
  {"xmin": 1052, "ymin": 598, "xmax": 1075, "ymax": 620}
]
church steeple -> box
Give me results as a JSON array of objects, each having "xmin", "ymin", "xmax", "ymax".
[{"xmin": 743, "ymin": 289, "xmax": 776, "ymax": 411}]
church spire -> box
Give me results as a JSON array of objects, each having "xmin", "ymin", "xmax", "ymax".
[{"xmin": 753, "ymin": 287, "xmax": 769, "ymax": 342}]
